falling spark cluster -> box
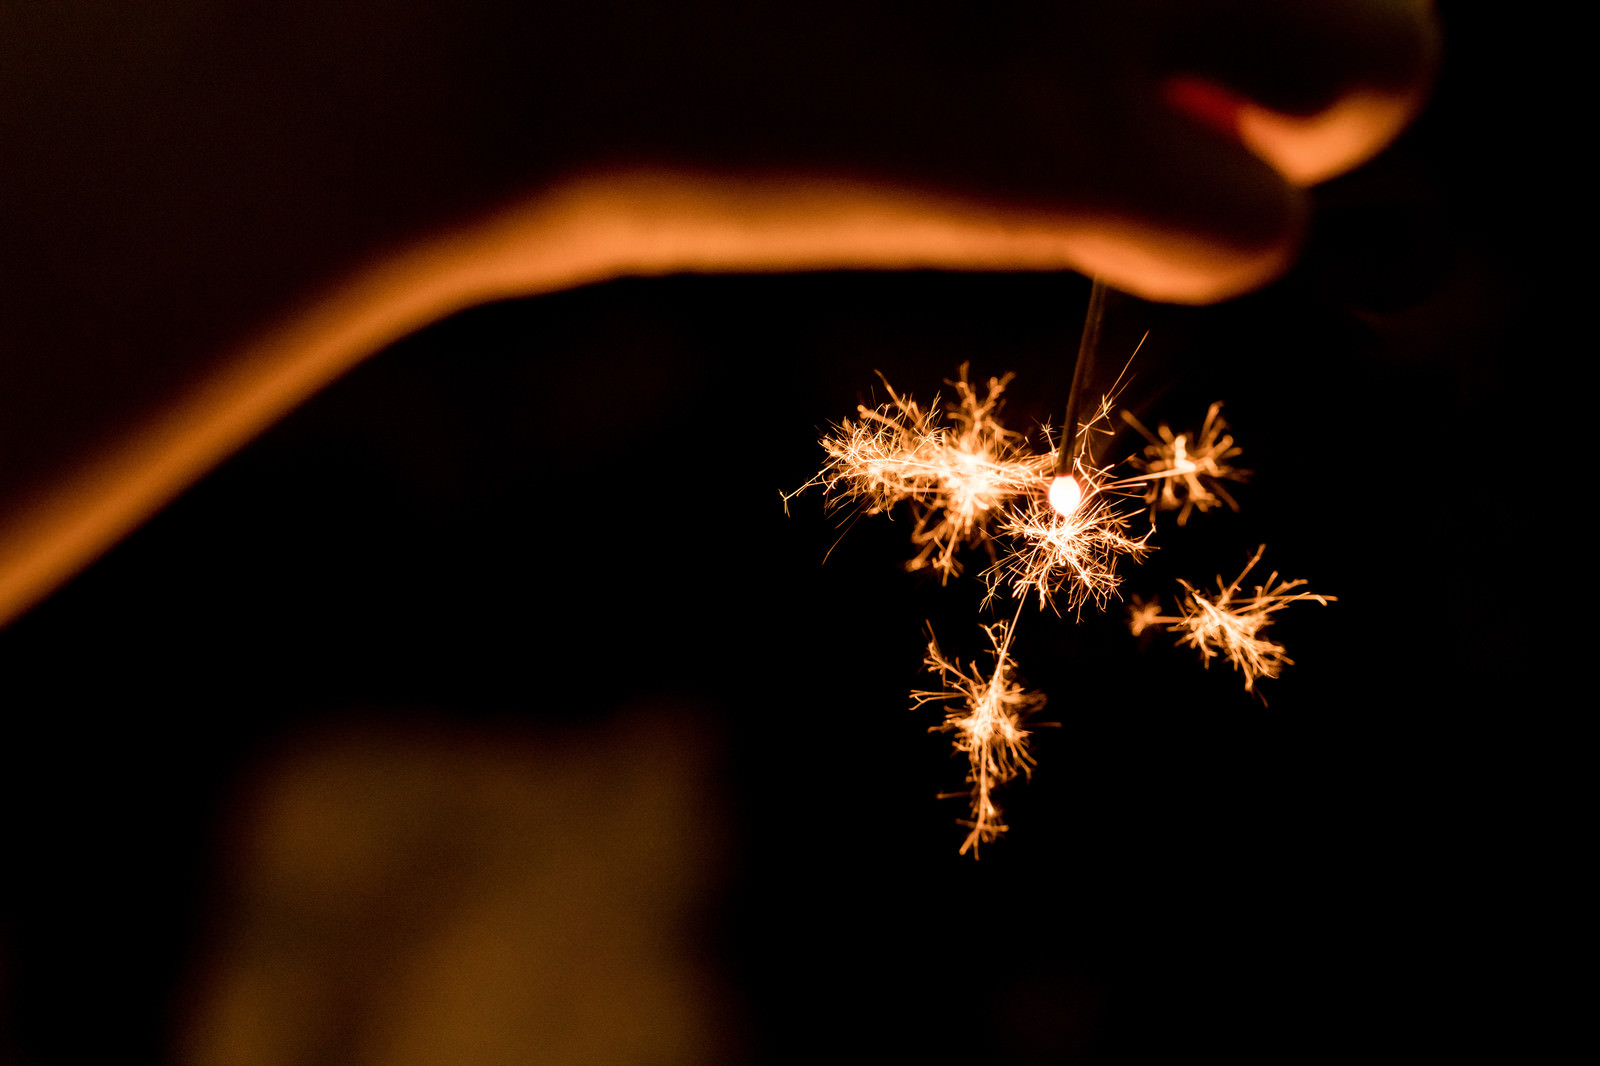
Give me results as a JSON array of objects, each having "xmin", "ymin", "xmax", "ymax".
[
  {"xmin": 1121, "ymin": 402, "xmax": 1248, "ymax": 524},
  {"xmin": 1130, "ymin": 546, "xmax": 1334, "ymax": 693},
  {"xmin": 911, "ymin": 621, "xmax": 1046, "ymax": 856},
  {"xmin": 784, "ymin": 364, "xmax": 1054, "ymax": 581}
]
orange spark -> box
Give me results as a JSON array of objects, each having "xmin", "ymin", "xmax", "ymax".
[
  {"xmin": 1134, "ymin": 545, "xmax": 1334, "ymax": 693},
  {"xmin": 787, "ymin": 364, "xmax": 1053, "ymax": 580},
  {"xmin": 1127, "ymin": 594, "xmax": 1168, "ymax": 637},
  {"xmin": 911, "ymin": 619, "xmax": 1046, "ymax": 856},
  {"xmin": 1119, "ymin": 402, "xmax": 1248, "ymax": 524}
]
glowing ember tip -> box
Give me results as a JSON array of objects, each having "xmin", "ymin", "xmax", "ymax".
[
  {"xmin": 984, "ymin": 473, "xmax": 1151, "ymax": 615},
  {"xmin": 1048, "ymin": 474, "xmax": 1083, "ymax": 517}
]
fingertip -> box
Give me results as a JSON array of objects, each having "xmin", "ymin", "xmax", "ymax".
[
  {"xmin": 1065, "ymin": 206, "xmax": 1303, "ymax": 304},
  {"xmin": 1233, "ymin": 87, "xmax": 1425, "ymax": 186},
  {"xmin": 1077, "ymin": 98, "xmax": 1309, "ymax": 303},
  {"xmin": 1166, "ymin": 75, "xmax": 1425, "ymax": 187},
  {"xmin": 1160, "ymin": 2, "xmax": 1439, "ymax": 187}
]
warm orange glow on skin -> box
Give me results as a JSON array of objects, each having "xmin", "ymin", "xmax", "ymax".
[
  {"xmin": 0, "ymin": 172, "xmax": 1301, "ymax": 629},
  {"xmin": 1166, "ymin": 77, "xmax": 1429, "ymax": 187},
  {"xmin": 1235, "ymin": 90, "xmax": 1427, "ymax": 187},
  {"xmin": 0, "ymin": 2, "xmax": 1437, "ymax": 629}
]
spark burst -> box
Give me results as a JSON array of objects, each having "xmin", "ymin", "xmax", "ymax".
[
  {"xmin": 984, "ymin": 462, "xmax": 1152, "ymax": 615},
  {"xmin": 1120, "ymin": 402, "xmax": 1248, "ymax": 524},
  {"xmin": 911, "ymin": 620, "xmax": 1046, "ymax": 856},
  {"xmin": 1132, "ymin": 545, "xmax": 1334, "ymax": 693},
  {"xmin": 785, "ymin": 365, "xmax": 1053, "ymax": 580}
]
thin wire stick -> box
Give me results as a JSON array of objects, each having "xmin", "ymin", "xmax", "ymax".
[{"xmin": 1056, "ymin": 275, "xmax": 1108, "ymax": 474}]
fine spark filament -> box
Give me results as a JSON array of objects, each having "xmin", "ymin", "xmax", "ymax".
[
  {"xmin": 1132, "ymin": 545, "xmax": 1334, "ymax": 692},
  {"xmin": 787, "ymin": 364, "xmax": 1053, "ymax": 579},
  {"xmin": 911, "ymin": 617, "xmax": 1046, "ymax": 856}
]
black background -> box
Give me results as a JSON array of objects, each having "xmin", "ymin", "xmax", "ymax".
[{"xmin": 0, "ymin": 7, "xmax": 1567, "ymax": 1064}]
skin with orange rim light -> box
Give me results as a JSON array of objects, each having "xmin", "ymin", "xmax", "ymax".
[{"xmin": 0, "ymin": 1, "xmax": 1437, "ymax": 625}]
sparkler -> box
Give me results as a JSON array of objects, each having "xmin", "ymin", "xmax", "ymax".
[
  {"xmin": 1131, "ymin": 545, "xmax": 1334, "ymax": 693},
  {"xmin": 911, "ymin": 616, "xmax": 1046, "ymax": 856},
  {"xmin": 789, "ymin": 284, "xmax": 1329, "ymax": 852},
  {"xmin": 1120, "ymin": 402, "xmax": 1248, "ymax": 524},
  {"xmin": 783, "ymin": 363, "xmax": 1053, "ymax": 580},
  {"xmin": 1047, "ymin": 276, "xmax": 1111, "ymax": 528},
  {"xmin": 990, "ymin": 344, "xmax": 1153, "ymax": 616}
]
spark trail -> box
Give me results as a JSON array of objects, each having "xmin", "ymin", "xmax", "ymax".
[{"xmin": 911, "ymin": 611, "xmax": 1046, "ymax": 856}]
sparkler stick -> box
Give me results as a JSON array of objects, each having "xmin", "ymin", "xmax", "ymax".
[
  {"xmin": 1057, "ymin": 276, "xmax": 1108, "ymax": 475},
  {"xmin": 1049, "ymin": 279, "xmax": 1160, "ymax": 523}
]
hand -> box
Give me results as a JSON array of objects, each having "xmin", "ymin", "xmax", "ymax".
[{"xmin": 0, "ymin": 0, "xmax": 1436, "ymax": 625}]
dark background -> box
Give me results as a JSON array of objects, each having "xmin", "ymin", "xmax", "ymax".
[{"xmin": 0, "ymin": 7, "xmax": 1565, "ymax": 1064}]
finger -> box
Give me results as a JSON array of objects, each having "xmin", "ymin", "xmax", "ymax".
[
  {"xmin": 1157, "ymin": 0, "xmax": 1438, "ymax": 184},
  {"xmin": 1164, "ymin": 74, "xmax": 1428, "ymax": 187},
  {"xmin": 1157, "ymin": 0, "xmax": 1438, "ymax": 116},
  {"xmin": 1046, "ymin": 92, "xmax": 1308, "ymax": 303}
]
